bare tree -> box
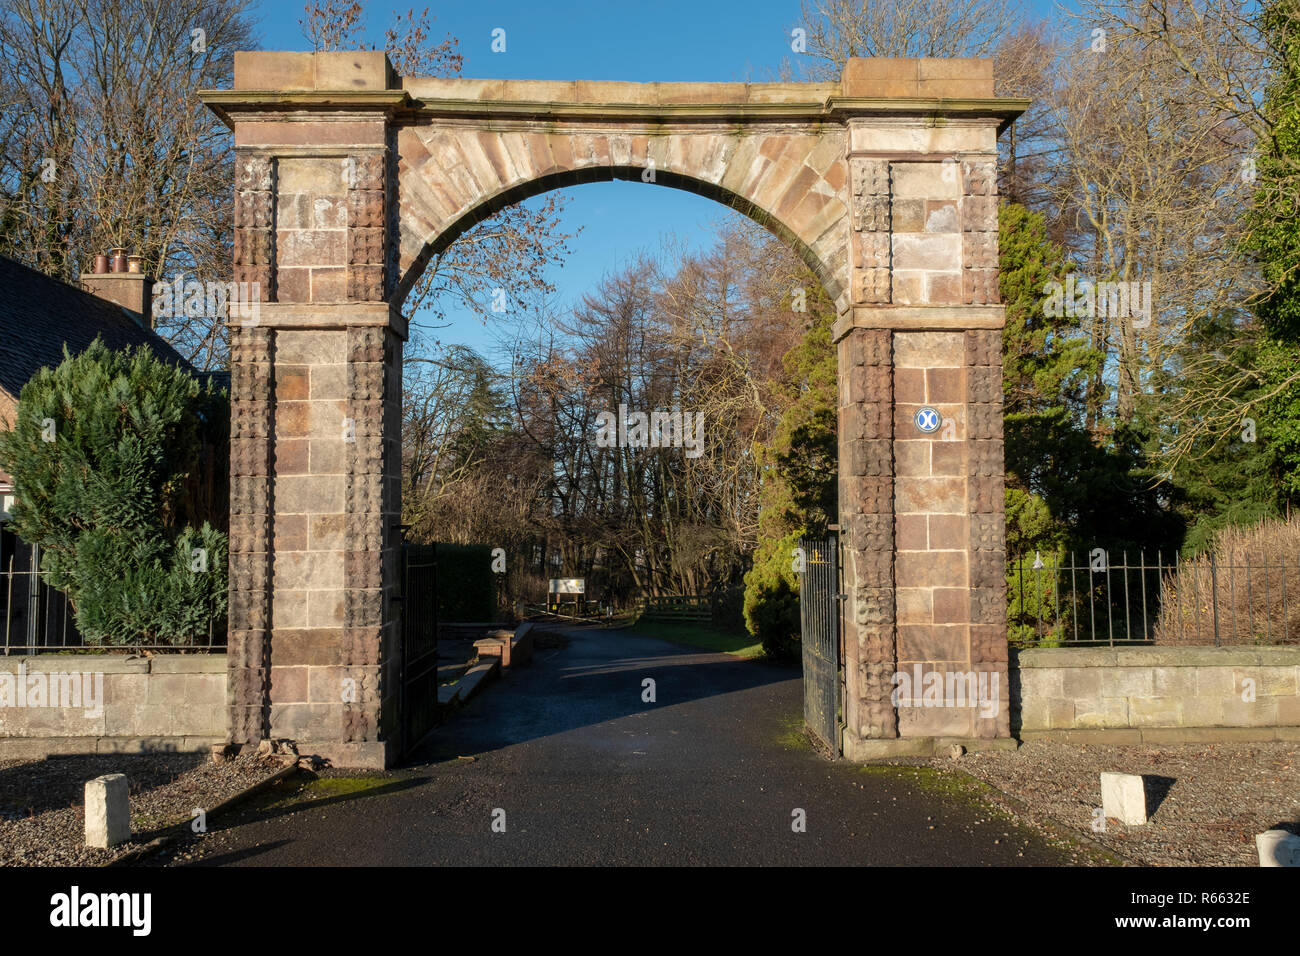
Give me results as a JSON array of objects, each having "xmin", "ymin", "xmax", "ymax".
[
  {"xmin": 1071, "ymin": 0, "xmax": 1300, "ymax": 463},
  {"xmin": 0, "ymin": 0, "xmax": 256, "ymax": 368},
  {"xmin": 794, "ymin": 0, "xmax": 1025, "ymax": 77},
  {"xmin": 298, "ymin": 0, "xmax": 575, "ymax": 340}
]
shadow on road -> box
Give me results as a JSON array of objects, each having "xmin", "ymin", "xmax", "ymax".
[{"xmin": 406, "ymin": 625, "xmax": 796, "ymax": 766}]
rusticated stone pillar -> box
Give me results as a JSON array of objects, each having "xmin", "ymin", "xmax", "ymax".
[
  {"xmin": 214, "ymin": 53, "xmax": 405, "ymax": 768},
  {"xmin": 340, "ymin": 324, "xmax": 400, "ymax": 747},
  {"xmin": 233, "ymin": 154, "xmax": 276, "ymax": 298},
  {"xmin": 227, "ymin": 325, "xmax": 273, "ymax": 744},
  {"xmin": 839, "ymin": 328, "xmax": 897, "ymax": 743},
  {"xmin": 839, "ymin": 107, "xmax": 1014, "ymax": 756},
  {"xmin": 227, "ymin": 151, "xmax": 277, "ymax": 746},
  {"xmin": 966, "ymin": 329, "xmax": 1011, "ymax": 737}
]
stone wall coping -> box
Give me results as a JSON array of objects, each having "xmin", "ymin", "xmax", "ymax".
[
  {"xmin": 1015, "ymin": 645, "xmax": 1300, "ymax": 668},
  {"xmin": 150, "ymin": 655, "xmax": 229, "ymax": 674},
  {"xmin": 0, "ymin": 736, "xmax": 225, "ymax": 759},
  {"xmin": 0, "ymin": 654, "xmax": 226, "ymax": 674},
  {"xmin": 1022, "ymin": 727, "xmax": 1300, "ymax": 746}
]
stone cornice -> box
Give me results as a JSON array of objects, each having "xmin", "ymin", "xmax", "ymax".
[
  {"xmin": 402, "ymin": 95, "xmax": 1026, "ymax": 131},
  {"xmin": 200, "ymin": 90, "xmax": 411, "ymax": 128},
  {"xmin": 202, "ymin": 89, "xmax": 1029, "ymax": 132}
]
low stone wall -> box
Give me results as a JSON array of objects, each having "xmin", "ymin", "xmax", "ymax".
[
  {"xmin": 0, "ymin": 654, "xmax": 227, "ymax": 758},
  {"xmin": 1015, "ymin": 646, "xmax": 1300, "ymax": 743}
]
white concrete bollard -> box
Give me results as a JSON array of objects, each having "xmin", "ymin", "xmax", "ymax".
[
  {"xmin": 84, "ymin": 773, "xmax": 130, "ymax": 848},
  {"xmin": 1256, "ymin": 830, "xmax": 1300, "ymax": 867},
  {"xmin": 1100, "ymin": 772, "xmax": 1148, "ymax": 825}
]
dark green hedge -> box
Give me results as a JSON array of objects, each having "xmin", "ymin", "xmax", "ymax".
[
  {"xmin": 0, "ymin": 340, "xmax": 228, "ymax": 648},
  {"xmin": 406, "ymin": 543, "xmax": 497, "ymax": 622}
]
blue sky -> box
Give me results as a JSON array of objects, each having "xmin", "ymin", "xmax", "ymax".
[{"xmin": 251, "ymin": 0, "xmax": 1068, "ymax": 359}]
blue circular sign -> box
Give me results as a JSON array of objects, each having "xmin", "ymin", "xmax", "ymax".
[{"xmin": 915, "ymin": 406, "xmax": 941, "ymax": 434}]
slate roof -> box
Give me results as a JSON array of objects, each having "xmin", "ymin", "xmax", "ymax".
[
  {"xmin": 0, "ymin": 254, "xmax": 203, "ymax": 487},
  {"xmin": 0, "ymin": 255, "xmax": 199, "ymax": 403}
]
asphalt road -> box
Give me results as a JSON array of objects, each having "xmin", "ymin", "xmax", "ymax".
[{"xmin": 166, "ymin": 626, "xmax": 1079, "ymax": 866}]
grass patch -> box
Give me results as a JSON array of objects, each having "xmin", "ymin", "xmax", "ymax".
[
  {"xmin": 859, "ymin": 763, "xmax": 979, "ymax": 799},
  {"xmin": 630, "ymin": 619, "xmax": 763, "ymax": 659},
  {"xmin": 775, "ymin": 712, "xmax": 811, "ymax": 749}
]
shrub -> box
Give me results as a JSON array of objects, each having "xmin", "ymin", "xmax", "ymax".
[
  {"xmin": 1154, "ymin": 515, "xmax": 1300, "ymax": 645},
  {"xmin": 743, "ymin": 530, "xmax": 803, "ymax": 662},
  {"xmin": 1006, "ymin": 549, "xmax": 1069, "ymax": 647},
  {"xmin": 0, "ymin": 340, "xmax": 228, "ymax": 647}
]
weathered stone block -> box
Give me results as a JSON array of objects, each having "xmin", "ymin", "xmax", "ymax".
[
  {"xmin": 961, "ymin": 160, "xmax": 997, "ymax": 196},
  {"xmin": 892, "ymin": 233, "xmax": 962, "ymax": 272},
  {"xmin": 970, "ymin": 624, "xmax": 1006, "ymax": 664},
  {"xmin": 930, "ymin": 439, "xmax": 966, "ymax": 476},
  {"xmin": 1257, "ymin": 829, "xmax": 1300, "ymax": 866},
  {"xmin": 1100, "ymin": 667, "xmax": 1155, "ymax": 699},
  {"xmin": 961, "ymin": 195, "xmax": 998, "ymax": 232},
  {"xmin": 968, "ymin": 439, "xmax": 1003, "ymax": 478},
  {"xmin": 895, "ymin": 476, "xmax": 966, "ymax": 514},
  {"xmin": 846, "ymin": 439, "xmax": 893, "ymax": 477},
  {"xmin": 1130, "ymin": 696, "xmax": 1183, "ymax": 727},
  {"xmin": 348, "ymin": 227, "xmax": 385, "ymax": 265},
  {"xmin": 85, "ymin": 774, "xmax": 130, "ymax": 848},
  {"xmin": 970, "ymin": 550, "xmax": 1003, "ymax": 589},
  {"xmin": 891, "ymin": 161, "xmax": 962, "ymax": 201},
  {"xmin": 964, "ymin": 329, "xmax": 1001, "ymax": 367},
  {"xmin": 967, "ymin": 476, "xmax": 1003, "ymax": 513},
  {"xmin": 855, "ymin": 230, "xmax": 891, "ymax": 268},
  {"xmin": 895, "ymin": 331, "xmax": 964, "ymax": 368},
  {"xmin": 1100, "ymin": 772, "xmax": 1147, "ymax": 825},
  {"xmin": 964, "ymin": 231, "xmax": 998, "ymax": 270},
  {"xmin": 853, "ymin": 194, "xmax": 890, "ymax": 232},
  {"xmin": 890, "ymin": 198, "xmax": 925, "ymax": 232},
  {"xmin": 896, "ymin": 549, "xmax": 966, "ymax": 589},
  {"xmin": 1074, "ymin": 697, "xmax": 1129, "ymax": 728},
  {"xmin": 966, "ymin": 403, "xmax": 1002, "ymax": 441},
  {"xmin": 970, "ymin": 514, "xmax": 1005, "ymax": 551},
  {"xmin": 962, "ymin": 267, "xmax": 998, "ymax": 305},
  {"xmin": 853, "ymin": 588, "xmax": 895, "ymax": 626},
  {"xmin": 854, "ymin": 268, "xmax": 891, "ymax": 304},
  {"xmin": 851, "ymin": 159, "xmax": 890, "ymax": 196},
  {"xmin": 235, "ymin": 154, "xmax": 274, "ymax": 191}
]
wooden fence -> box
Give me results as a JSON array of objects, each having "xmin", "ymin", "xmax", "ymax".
[{"xmin": 638, "ymin": 595, "xmax": 711, "ymax": 623}]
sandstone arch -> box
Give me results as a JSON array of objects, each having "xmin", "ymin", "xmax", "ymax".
[
  {"xmin": 202, "ymin": 51, "xmax": 1027, "ymax": 768},
  {"xmin": 394, "ymin": 123, "xmax": 851, "ymax": 310}
]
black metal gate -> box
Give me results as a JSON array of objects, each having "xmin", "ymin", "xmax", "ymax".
[
  {"xmin": 799, "ymin": 536, "xmax": 842, "ymax": 754},
  {"xmin": 400, "ymin": 542, "xmax": 439, "ymax": 756}
]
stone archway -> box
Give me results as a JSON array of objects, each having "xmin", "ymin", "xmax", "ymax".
[{"xmin": 202, "ymin": 51, "xmax": 1026, "ymax": 768}]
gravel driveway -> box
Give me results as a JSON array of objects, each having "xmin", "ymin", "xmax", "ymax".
[
  {"xmin": 0, "ymin": 751, "xmax": 285, "ymax": 866},
  {"xmin": 930, "ymin": 740, "xmax": 1299, "ymax": 866}
]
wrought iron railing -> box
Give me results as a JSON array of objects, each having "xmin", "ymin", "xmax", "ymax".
[
  {"xmin": 1008, "ymin": 548, "xmax": 1300, "ymax": 648},
  {"xmin": 1, "ymin": 550, "xmax": 219, "ymax": 654}
]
